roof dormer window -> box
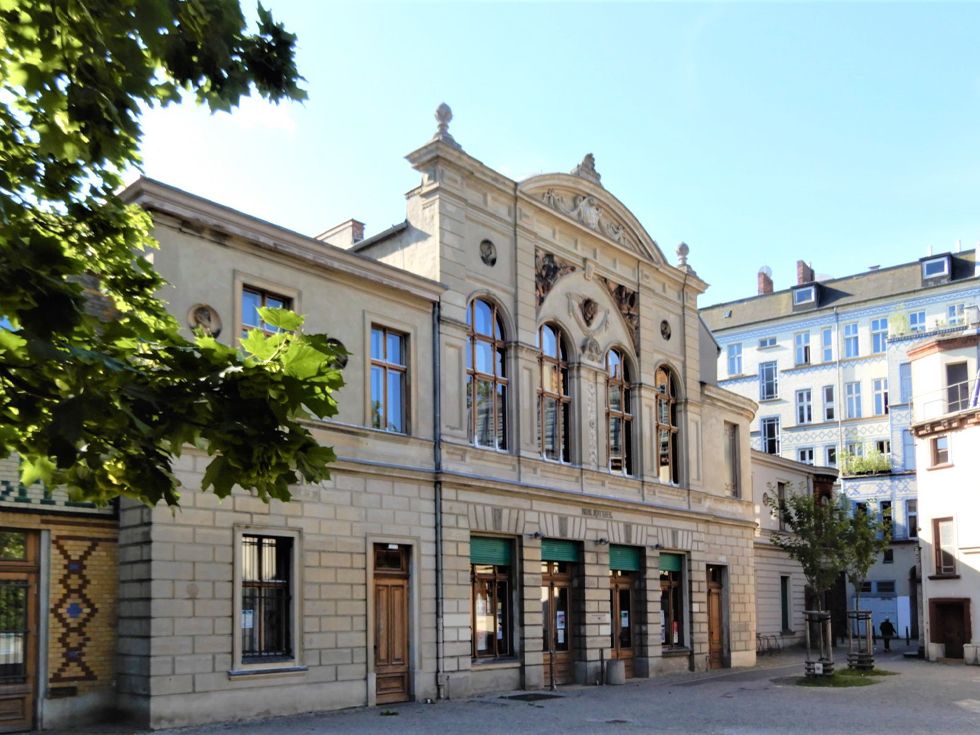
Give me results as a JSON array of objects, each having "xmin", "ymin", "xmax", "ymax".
[
  {"xmin": 921, "ymin": 255, "xmax": 951, "ymax": 284},
  {"xmin": 793, "ymin": 286, "xmax": 815, "ymax": 305}
]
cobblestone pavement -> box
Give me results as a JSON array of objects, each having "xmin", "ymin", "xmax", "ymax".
[{"xmin": 56, "ymin": 648, "xmax": 980, "ymax": 735}]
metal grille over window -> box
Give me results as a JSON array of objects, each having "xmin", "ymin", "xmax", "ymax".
[
  {"xmin": 607, "ymin": 348, "xmax": 633, "ymax": 474},
  {"xmin": 538, "ymin": 323, "xmax": 570, "ymax": 462},
  {"xmin": 241, "ymin": 535, "xmax": 292, "ymax": 661},
  {"xmin": 466, "ymin": 299, "xmax": 508, "ymax": 450}
]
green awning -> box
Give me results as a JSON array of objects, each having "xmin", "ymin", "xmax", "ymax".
[
  {"xmin": 541, "ymin": 538, "xmax": 581, "ymax": 563},
  {"xmin": 659, "ymin": 552, "xmax": 683, "ymax": 573},
  {"xmin": 470, "ymin": 536, "xmax": 513, "ymax": 566},
  {"xmin": 609, "ymin": 544, "xmax": 642, "ymax": 572}
]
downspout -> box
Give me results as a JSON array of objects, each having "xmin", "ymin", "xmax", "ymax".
[
  {"xmin": 432, "ymin": 301, "xmax": 445, "ymax": 700},
  {"xmin": 680, "ymin": 268, "xmax": 691, "ymax": 510},
  {"xmin": 834, "ymin": 308, "xmax": 844, "ymax": 475}
]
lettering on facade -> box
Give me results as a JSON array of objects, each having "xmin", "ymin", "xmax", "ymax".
[{"xmin": 581, "ymin": 507, "xmax": 613, "ymax": 519}]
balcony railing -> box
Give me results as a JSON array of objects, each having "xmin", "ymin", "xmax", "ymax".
[{"xmin": 911, "ymin": 377, "xmax": 980, "ymax": 423}]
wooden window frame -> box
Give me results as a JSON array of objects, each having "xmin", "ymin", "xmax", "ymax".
[
  {"xmin": 660, "ymin": 567, "xmax": 685, "ymax": 649},
  {"xmin": 933, "ymin": 517, "xmax": 956, "ymax": 577},
  {"xmin": 471, "ymin": 563, "xmax": 512, "ymax": 659},
  {"xmin": 240, "ymin": 534, "xmax": 295, "ymax": 664},
  {"xmin": 606, "ymin": 348, "xmax": 633, "ymax": 475},
  {"xmin": 724, "ymin": 421, "xmax": 740, "ymax": 497},
  {"xmin": 655, "ymin": 367, "xmax": 679, "ymax": 484},
  {"xmin": 931, "ymin": 435, "xmax": 950, "ymax": 467},
  {"xmin": 240, "ymin": 285, "xmax": 293, "ymax": 338},
  {"xmin": 538, "ymin": 323, "xmax": 571, "ymax": 462},
  {"xmin": 466, "ymin": 299, "xmax": 508, "ymax": 450},
  {"xmin": 370, "ymin": 325, "xmax": 409, "ymax": 433}
]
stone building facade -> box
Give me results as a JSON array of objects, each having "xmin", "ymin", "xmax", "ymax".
[{"xmin": 105, "ymin": 109, "xmax": 761, "ymax": 729}]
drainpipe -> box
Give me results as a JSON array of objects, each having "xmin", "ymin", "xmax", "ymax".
[
  {"xmin": 679, "ymin": 269, "xmax": 691, "ymax": 509},
  {"xmin": 432, "ymin": 301, "xmax": 445, "ymax": 700}
]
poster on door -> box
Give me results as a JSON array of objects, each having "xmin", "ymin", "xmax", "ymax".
[
  {"xmin": 556, "ymin": 610, "xmax": 566, "ymax": 644},
  {"xmin": 620, "ymin": 610, "xmax": 629, "ymax": 629}
]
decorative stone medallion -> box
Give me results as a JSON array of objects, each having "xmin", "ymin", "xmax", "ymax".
[
  {"xmin": 479, "ymin": 239, "xmax": 497, "ymax": 267},
  {"xmin": 187, "ymin": 303, "xmax": 222, "ymax": 337},
  {"xmin": 660, "ymin": 320, "xmax": 672, "ymax": 341}
]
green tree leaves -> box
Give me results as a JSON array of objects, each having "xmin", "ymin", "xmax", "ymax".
[{"xmin": 0, "ymin": 0, "xmax": 342, "ymax": 507}]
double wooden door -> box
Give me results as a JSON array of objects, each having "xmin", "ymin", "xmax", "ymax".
[
  {"xmin": 609, "ymin": 571, "xmax": 635, "ymax": 678},
  {"xmin": 373, "ymin": 545, "xmax": 410, "ymax": 704},
  {"xmin": 0, "ymin": 531, "xmax": 37, "ymax": 733},
  {"xmin": 541, "ymin": 561, "xmax": 574, "ymax": 686}
]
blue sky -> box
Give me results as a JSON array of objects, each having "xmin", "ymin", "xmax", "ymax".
[{"xmin": 138, "ymin": 2, "xmax": 980, "ymax": 306}]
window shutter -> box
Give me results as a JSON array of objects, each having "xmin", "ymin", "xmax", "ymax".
[
  {"xmin": 470, "ymin": 537, "xmax": 512, "ymax": 566},
  {"xmin": 609, "ymin": 544, "xmax": 642, "ymax": 572},
  {"xmin": 659, "ymin": 552, "xmax": 683, "ymax": 573},
  {"xmin": 540, "ymin": 539, "xmax": 581, "ymax": 563}
]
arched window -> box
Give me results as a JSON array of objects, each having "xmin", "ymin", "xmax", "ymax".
[
  {"xmin": 538, "ymin": 323, "xmax": 571, "ymax": 462},
  {"xmin": 607, "ymin": 349, "xmax": 633, "ymax": 475},
  {"xmin": 467, "ymin": 299, "xmax": 507, "ymax": 449},
  {"xmin": 655, "ymin": 367, "xmax": 679, "ymax": 484}
]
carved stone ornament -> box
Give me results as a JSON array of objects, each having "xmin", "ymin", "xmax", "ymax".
[
  {"xmin": 601, "ymin": 277, "xmax": 639, "ymax": 351},
  {"xmin": 535, "ymin": 249, "xmax": 577, "ymax": 307},
  {"xmin": 538, "ymin": 189, "xmax": 639, "ymax": 253},
  {"xmin": 187, "ymin": 303, "xmax": 222, "ymax": 337},
  {"xmin": 660, "ymin": 319, "xmax": 672, "ymax": 341},
  {"xmin": 571, "ymin": 153, "xmax": 602, "ymax": 186},
  {"xmin": 581, "ymin": 298, "xmax": 599, "ymax": 327},
  {"xmin": 567, "ymin": 293, "xmax": 609, "ymax": 337},
  {"xmin": 582, "ymin": 335, "xmax": 603, "ymax": 363},
  {"xmin": 479, "ymin": 239, "xmax": 497, "ymax": 267},
  {"xmin": 431, "ymin": 102, "xmax": 462, "ymax": 150}
]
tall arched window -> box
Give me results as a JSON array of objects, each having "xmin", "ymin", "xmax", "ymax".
[
  {"xmin": 467, "ymin": 298, "xmax": 507, "ymax": 449},
  {"xmin": 538, "ymin": 323, "xmax": 571, "ymax": 462},
  {"xmin": 655, "ymin": 367, "xmax": 679, "ymax": 484},
  {"xmin": 607, "ymin": 348, "xmax": 633, "ymax": 475}
]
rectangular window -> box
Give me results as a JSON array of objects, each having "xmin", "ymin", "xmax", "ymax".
[
  {"xmin": 845, "ymin": 381, "xmax": 862, "ymax": 419},
  {"xmin": 727, "ymin": 343, "xmax": 742, "ymax": 376},
  {"xmin": 946, "ymin": 362, "xmax": 969, "ymax": 412},
  {"xmin": 875, "ymin": 439, "xmax": 890, "ymax": 456},
  {"xmin": 759, "ymin": 361, "xmax": 778, "ymax": 400},
  {"xmin": 821, "ymin": 327, "xmax": 833, "ymax": 362},
  {"xmin": 797, "ymin": 447, "xmax": 814, "ymax": 465},
  {"xmin": 761, "ymin": 417, "xmax": 780, "ymax": 455},
  {"xmin": 823, "ymin": 385, "xmax": 836, "ymax": 421},
  {"xmin": 881, "ymin": 500, "xmax": 893, "ymax": 537},
  {"xmin": 843, "ymin": 322, "xmax": 859, "ymax": 358},
  {"xmin": 902, "ymin": 430, "xmax": 916, "ymax": 471},
  {"xmin": 241, "ymin": 286, "xmax": 291, "ymax": 338},
  {"xmin": 471, "ymin": 555, "xmax": 512, "ymax": 659},
  {"xmin": 796, "ymin": 389, "xmax": 812, "ymax": 424},
  {"xmin": 877, "ymin": 580, "xmax": 896, "ymax": 594},
  {"xmin": 780, "ymin": 576, "xmax": 791, "ymax": 633},
  {"xmin": 899, "ymin": 362, "xmax": 912, "ymax": 404},
  {"xmin": 922, "ymin": 257, "xmax": 949, "ymax": 279},
  {"xmin": 860, "ymin": 581, "xmax": 872, "ymax": 593},
  {"xmin": 947, "ymin": 303, "xmax": 966, "ymax": 326},
  {"xmin": 240, "ymin": 534, "xmax": 294, "ymax": 663},
  {"xmin": 871, "ymin": 318, "xmax": 888, "ymax": 354},
  {"xmin": 793, "ymin": 286, "xmax": 815, "ymax": 305},
  {"xmin": 906, "ymin": 500, "xmax": 918, "ymax": 539},
  {"xmin": 873, "ymin": 378, "xmax": 889, "ymax": 416},
  {"xmin": 724, "ymin": 422, "xmax": 740, "ymax": 498},
  {"xmin": 847, "ymin": 441, "xmax": 865, "ymax": 459},
  {"xmin": 759, "ymin": 336, "xmax": 776, "ymax": 348},
  {"xmin": 934, "ymin": 518, "xmax": 956, "ymax": 576},
  {"xmin": 825, "ymin": 445, "xmax": 837, "ymax": 467},
  {"xmin": 660, "ymin": 555, "xmax": 685, "ymax": 648},
  {"xmin": 909, "ymin": 310, "xmax": 926, "ymax": 333},
  {"xmin": 931, "ymin": 435, "xmax": 949, "ymax": 466},
  {"xmin": 776, "ymin": 481, "xmax": 787, "ymax": 531},
  {"xmin": 794, "ymin": 332, "xmax": 811, "ymax": 365},
  {"xmin": 370, "ymin": 326, "xmax": 408, "ymax": 433},
  {"xmin": 882, "ymin": 549, "xmax": 894, "ymax": 564}
]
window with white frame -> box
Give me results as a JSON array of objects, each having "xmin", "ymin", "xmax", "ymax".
[
  {"xmin": 796, "ymin": 389, "xmax": 812, "ymax": 424},
  {"xmin": 759, "ymin": 336, "xmax": 776, "ymax": 348},
  {"xmin": 821, "ymin": 327, "xmax": 833, "ymax": 362},
  {"xmin": 934, "ymin": 518, "xmax": 956, "ymax": 576},
  {"xmin": 922, "ymin": 257, "xmax": 949, "ymax": 279},
  {"xmin": 238, "ymin": 531, "xmax": 298, "ymax": 667},
  {"xmin": 906, "ymin": 499, "xmax": 918, "ymax": 539},
  {"xmin": 845, "ymin": 381, "xmax": 862, "ymax": 419},
  {"xmin": 793, "ymin": 286, "xmax": 815, "ymax": 305},
  {"xmin": 871, "ymin": 318, "xmax": 888, "ymax": 354},
  {"xmin": 825, "ymin": 445, "xmax": 837, "ymax": 467},
  {"xmin": 872, "ymin": 377, "xmax": 888, "ymax": 416},
  {"xmin": 761, "ymin": 417, "xmax": 780, "ymax": 455},
  {"xmin": 880, "ymin": 500, "xmax": 893, "ymax": 538},
  {"xmin": 759, "ymin": 361, "xmax": 778, "ymax": 400},
  {"xmin": 947, "ymin": 303, "xmax": 966, "ymax": 327},
  {"xmin": 843, "ymin": 323, "xmax": 859, "ymax": 358},
  {"xmin": 797, "ymin": 447, "xmax": 814, "ymax": 465},
  {"xmin": 875, "ymin": 439, "xmax": 890, "ymax": 456},
  {"xmin": 909, "ymin": 310, "xmax": 926, "ymax": 333},
  {"xmin": 823, "ymin": 385, "xmax": 835, "ymax": 421},
  {"xmin": 727, "ymin": 343, "xmax": 742, "ymax": 376},
  {"xmin": 847, "ymin": 441, "xmax": 865, "ymax": 458},
  {"xmin": 794, "ymin": 332, "xmax": 811, "ymax": 365}
]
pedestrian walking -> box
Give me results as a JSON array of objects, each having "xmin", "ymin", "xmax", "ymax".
[{"xmin": 880, "ymin": 618, "xmax": 896, "ymax": 651}]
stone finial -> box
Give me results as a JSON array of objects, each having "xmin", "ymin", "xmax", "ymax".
[
  {"xmin": 432, "ymin": 102, "xmax": 462, "ymax": 150},
  {"xmin": 676, "ymin": 242, "xmax": 698, "ymax": 276},
  {"xmin": 571, "ymin": 153, "xmax": 602, "ymax": 186}
]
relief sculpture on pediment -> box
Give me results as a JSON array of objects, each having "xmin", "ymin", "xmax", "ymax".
[
  {"xmin": 535, "ymin": 249, "xmax": 577, "ymax": 307},
  {"xmin": 601, "ymin": 277, "xmax": 640, "ymax": 351},
  {"xmin": 537, "ymin": 188, "xmax": 638, "ymax": 253}
]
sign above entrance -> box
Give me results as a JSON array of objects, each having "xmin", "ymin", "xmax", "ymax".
[{"xmin": 581, "ymin": 508, "xmax": 612, "ymax": 519}]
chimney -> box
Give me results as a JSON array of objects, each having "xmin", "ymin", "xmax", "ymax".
[
  {"xmin": 316, "ymin": 219, "xmax": 365, "ymax": 249},
  {"xmin": 758, "ymin": 266, "xmax": 773, "ymax": 295},
  {"xmin": 796, "ymin": 260, "xmax": 814, "ymax": 285}
]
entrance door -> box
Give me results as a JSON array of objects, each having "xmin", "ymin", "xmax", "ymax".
[
  {"xmin": 373, "ymin": 544, "xmax": 410, "ymax": 704},
  {"xmin": 937, "ymin": 603, "xmax": 966, "ymax": 659},
  {"xmin": 541, "ymin": 561, "xmax": 574, "ymax": 686},
  {"xmin": 609, "ymin": 571, "xmax": 635, "ymax": 678},
  {"xmin": 706, "ymin": 565, "xmax": 725, "ymax": 670},
  {"xmin": 0, "ymin": 531, "xmax": 38, "ymax": 734}
]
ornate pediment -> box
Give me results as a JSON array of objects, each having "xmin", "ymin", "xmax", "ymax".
[{"xmin": 537, "ymin": 188, "xmax": 641, "ymax": 255}]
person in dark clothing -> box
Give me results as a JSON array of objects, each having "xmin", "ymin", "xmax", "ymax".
[{"xmin": 880, "ymin": 618, "xmax": 896, "ymax": 651}]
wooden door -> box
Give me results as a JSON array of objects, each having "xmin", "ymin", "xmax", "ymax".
[
  {"xmin": 938, "ymin": 603, "xmax": 966, "ymax": 659},
  {"xmin": 541, "ymin": 561, "xmax": 574, "ymax": 686},
  {"xmin": 374, "ymin": 545, "xmax": 410, "ymax": 704},
  {"xmin": 609, "ymin": 571, "xmax": 635, "ymax": 678},
  {"xmin": 0, "ymin": 531, "xmax": 38, "ymax": 733},
  {"xmin": 707, "ymin": 566, "xmax": 724, "ymax": 670}
]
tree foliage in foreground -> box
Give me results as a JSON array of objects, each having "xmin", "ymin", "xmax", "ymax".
[{"xmin": 0, "ymin": 0, "xmax": 345, "ymax": 506}]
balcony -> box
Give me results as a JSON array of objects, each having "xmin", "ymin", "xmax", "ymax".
[
  {"xmin": 840, "ymin": 450, "xmax": 891, "ymax": 477},
  {"xmin": 911, "ymin": 377, "xmax": 979, "ymax": 423}
]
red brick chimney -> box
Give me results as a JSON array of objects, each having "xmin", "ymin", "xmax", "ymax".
[
  {"xmin": 797, "ymin": 260, "xmax": 815, "ymax": 285},
  {"xmin": 758, "ymin": 267, "xmax": 773, "ymax": 295},
  {"xmin": 316, "ymin": 219, "xmax": 365, "ymax": 249}
]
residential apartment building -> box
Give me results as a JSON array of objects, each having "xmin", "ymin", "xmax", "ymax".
[
  {"xmin": 909, "ymin": 327, "xmax": 980, "ymax": 664},
  {"xmin": 92, "ymin": 109, "xmax": 761, "ymax": 729},
  {"xmin": 701, "ymin": 253, "xmax": 980, "ymax": 638}
]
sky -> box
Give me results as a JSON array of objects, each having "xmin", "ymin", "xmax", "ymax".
[{"xmin": 137, "ymin": 1, "xmax": 980, "ymax": 306}]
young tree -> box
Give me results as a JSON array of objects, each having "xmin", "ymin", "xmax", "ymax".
[
  {"xmin": 0, "ymin": 1, "xmax": 345, "ymax": 506},
  {"xmin": 844, "ymin": 503, "xmax": 891, "ymax": 611},
  {"xmin": 764, "ymin": 484, "xmax": 850, "ymax": 610}
]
